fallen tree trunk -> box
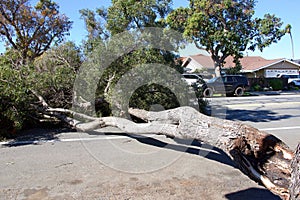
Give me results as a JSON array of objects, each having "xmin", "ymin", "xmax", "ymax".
[
  {"xmin": 120, "ymin": 107, "xmax": 293, "ymax": 199},
  {"xmin": 36, "ymin": 96, "xmax": 297, "ymax": 199},
  {"xmin": 290, "ymin": 143, "xmax": 300, "ymax": 200}
]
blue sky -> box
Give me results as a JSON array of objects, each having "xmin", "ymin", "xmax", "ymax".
[{"xmin": 0, "ymin": 0, "xmax": 298, "ymax": 60}]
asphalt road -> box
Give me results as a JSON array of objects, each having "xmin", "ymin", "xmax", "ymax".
[
  {"xmin": 1, "ymin": 94, "xmax": 299, "ymax": 200},
  {"xmin": 207, "ymin": 94, "xmax": 300, "ymax": 149}
]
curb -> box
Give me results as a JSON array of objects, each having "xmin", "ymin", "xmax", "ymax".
[{"xmin": 249, "ymin": 90, "xmax": 300, "ymax": 96}]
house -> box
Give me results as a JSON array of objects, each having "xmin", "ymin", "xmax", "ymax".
[
  {"xmin": 182, "ymin": 54, "xmax": 216, "ymax": 74},
  {"xmin": 182, "ymin": 54, "xmax": 300, "ymax": 78},
  {"xmin": 293, "ymin": 59, "xmax": 300, "ymax": 65}
]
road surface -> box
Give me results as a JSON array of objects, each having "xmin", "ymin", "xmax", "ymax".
[
  {"xmin": 207, "ymin": 94, "xmax": 300, "ymax": 149},
  {"xmin": 1, "ymin": 94, "xmax": 299, "ymax": 200}
]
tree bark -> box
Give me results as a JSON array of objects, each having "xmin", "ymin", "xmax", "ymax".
[
  {"xmin": 290, "ymin": 143, "xmax": 300, "ymax": 200},
  {"xmin": 214, "ymin": 63, "xmax": 221, "ymax": 77},
  {"xmin": 126, "ymin": 107, "xmax": 293, "ymax": 200},
  {"xmin": 38, "ymin": 101, "xmax": 296, "ymax": 200}
]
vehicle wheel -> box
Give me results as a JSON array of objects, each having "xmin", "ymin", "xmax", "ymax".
[
  {"xmin": 234, "ymin": 86, "xmax": 244, "ymax": 97},
  {"xmin": 203, "ymin": 87, "xmax": 213, "ymax": 97}
]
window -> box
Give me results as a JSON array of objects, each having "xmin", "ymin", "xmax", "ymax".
[{"xmin": 223, "ymin": 76, "xmax": 235, "ymax": 82}]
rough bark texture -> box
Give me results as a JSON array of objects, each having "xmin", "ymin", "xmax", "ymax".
[
  {"xmin": 290, "ymin": 143, "xmax": 300, "ymax": 200},
  {"xmin": 36, "ymin": 99, "xmax": 297, "ymax": 199},
  {"xmin": 126, "ymin": 107, "xmax": 293, "ymax": 200}
]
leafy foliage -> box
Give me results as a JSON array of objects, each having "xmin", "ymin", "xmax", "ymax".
[
  {"xmin": 129, "ymin": 83, "xmax": 181, "ymax": 111},
  {"xmin": 79, "ymin": 0, "xmax": 197, "ymax": 117},
  {"xmin": 0, "ymin": 0, "xmax": 74, "ymax": 138},
  {"xmin": 0, "ymin": 0, "xmax": 72, "ymax": 63},
  {"xmin": 33, "ymin": 42, "xmax": 81, "ymax": 108},
  {"xmin": 106, "ymin": 0, "xmax": 172, "ymax": 35},
  {"xmin": 225, "ymin": 56, "xmax": 243, "ymax": 75},
  {"xmin": 0, "ymin": 42, "xmax": 81, "ymax": 138},
  {"xmin": 0, "ymin": 52, "xmax": 36, "ymax": 137},
  {"xmin": 0, "ymin": 0, "xmax": 209, "ymax": 138},
  {"xmin": 268, "ymin": 79, "xmax": 283, "ymax": 91}
]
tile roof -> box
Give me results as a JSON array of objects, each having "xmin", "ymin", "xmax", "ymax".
[
  {"xmin": 189, "ymin": 54, "xmax": 215, "ymax": 69},
  {"xmin": 223, "ymin": 56, "xmax": 282, "ymax": 71},
  {"xmin": 183, "ymin": 54, "xmax": 284, "ymax": 71}
]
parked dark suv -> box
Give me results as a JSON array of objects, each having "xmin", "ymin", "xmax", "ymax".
[{"xmin": 202, "ymin": 75, "xmax": 249, "ymax": 97}]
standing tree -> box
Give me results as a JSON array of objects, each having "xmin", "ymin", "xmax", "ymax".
[
  {"xmin": 79, "ymin": 0, "xmax": 190, "ymax": 116},
  {"xmin": 167, "ymin": 0, "xmax": 289, "ymax": 76},
  {"xmin": 80, "ymin": 0, "xmax": 173, "ymax": 51},
  {"xmin": 106, "ymin": 0, "xmax": 172, "ymax": 34},
  {"xmin": 33, "ymin": 41, "xmax": 82, "ymax": 108},
  {"xmin": 0, "ymin": 0, "xmax": 72, "ymax": 63}
]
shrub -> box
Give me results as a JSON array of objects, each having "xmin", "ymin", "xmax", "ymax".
[
  {"xmin": 268, "ymin": 79, "xmax": 283, "ymax": 91},
  {"xmin": 0, "ymin": 44, "xmax": 80, "ymax": 138},
  {"xmin": 0, "ymin": 63, "xmax": 34, "ymax": 138},
  {"xmin": 251, "ymin": 84, "xmax": 262, "ymax": 91}
]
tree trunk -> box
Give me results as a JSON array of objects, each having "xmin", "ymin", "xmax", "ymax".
[
  {"xmin": 290, "ymin": 143, "xmax": 300, "ymax": 200},
  {"xmin": 126, "ymin": 107, "xmax": 293, "ymax": 200},
  {"xmin": 214, "ymin": 64, "xmax": 221, "ymax": 77},
  {"xmin": 39, "ymin": 101, "xmax": 296, "ymax": 199}
]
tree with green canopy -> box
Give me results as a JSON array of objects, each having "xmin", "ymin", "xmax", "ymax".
[
  {"xmin": 0, "ymin": 0, "xmax": 72, "ymax": 63},
  {"xmin": 106, "ymin": 0, "xmax": 172, "ymax": 34},
  {"xmin": 79, "ymin": 0, "xmax": 173, "ymax": 52},
  {"xmin": 79, "ymin": 0, "xmax": 197, "ymax": 117},
  {"xmin": 167, "ymin": 0, "xmax": 290, "ymax": 76}
]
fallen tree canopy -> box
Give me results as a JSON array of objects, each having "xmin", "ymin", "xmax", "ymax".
[{"xmin": 34, "ymin": 92, "xmax": 298, "ymax": 200}]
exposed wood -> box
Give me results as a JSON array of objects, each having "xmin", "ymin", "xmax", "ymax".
[
  {"xmin": 103, "ymin": 72, "xmax": 116, "ymax": 98},
  {"xmin": 290, "ymin": 143, "xmax": 300, "ymax": 200},
  {"xmin": 127, "ymin": 107, "xmax": 293, "ymax": 199}
]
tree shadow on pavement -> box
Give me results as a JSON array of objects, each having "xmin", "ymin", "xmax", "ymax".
[
  {"xmin": 88, "ymin": 129, "xmax": 236, "ymax": 168},
  {"xmin": 121, "ymin": 133, "xmax": 236, "ymax": 168},
  {"xmin": 101, "ymin": 132, "xmax": 282, "ymax": 199},
  {"xmin": 211, "ymin": 108, "xmax": 293, "ymax": 122},
  {"xmin": 225, "ymin": 109, "xmax": 292, "ymax": 122},
  {"xmin": 225, "ymin": 187, "xmax": 281, "ymax": 200},
  {"xmin": 1, "ymin": 128, "xmax": 74, "ymax": 147}
]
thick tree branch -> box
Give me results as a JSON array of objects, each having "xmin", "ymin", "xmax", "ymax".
[
  {"xmin": 104, "ymin": 72, "xmax": 116, "ymax": 97},
  {"xmin": 290, "ymin": 143, "xmax": 300, "ymax": 200},
  {"xmin": 0, "ymin": 21, "xmax": 18, "ymax": 49}
]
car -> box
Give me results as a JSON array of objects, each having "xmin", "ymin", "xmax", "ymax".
[
  {"xmin": 195, "ymin": 73, "xmax": 213, "ymax": 82},
  {"xmin": 276, "ymin": 74, "xmax": 300, "ymax": 88},
  {"xmin": 202, "ymin": 75, "xmax": 249, "ymax": 97},
  {"xmin": 182, "ymin": 73, "xmax": 205, "ymax": 87},
  {"xmin": 289, "ymin": 79, "xmax": 300, "ymax": 87}
]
